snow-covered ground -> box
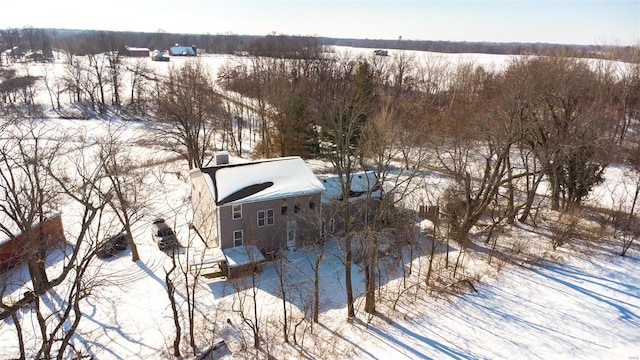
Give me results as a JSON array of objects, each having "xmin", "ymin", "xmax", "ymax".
[
  {"xmin": 0, "ymin": 116, "xmax": 637, "ymax": 359},
  {"xmin": 1, "ymin": 48, "xmax": 639, "ymax": 359}
]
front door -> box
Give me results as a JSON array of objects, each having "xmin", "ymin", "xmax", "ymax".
[{"xmin": 287, "ymin": 220, "xmax": 297, "ymax": 249}]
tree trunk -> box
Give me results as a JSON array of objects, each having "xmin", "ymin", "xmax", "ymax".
[
  {"xmin": 364, "ymin": 262, "xmax": 376, "ymax": 313},
  {"xmin": 11, "ymin": 312, "xmax": 26, "ymax": 360},
  {"xmin": 519, "ymin": 175, "xmax": 543, "ymax": 223},
  {"xmin": 345, "ymin": 235, "xmax": 355, "ymax": 319},
  {"xmin": 364, "ymin": 228, "xmax": 378, "ymax": 314},
  {"xmin": 165, "ymin": 258, "xmax": 182, "ymax": 358},
  {"xmin": 124, "ymin": 226, "xmax": 140, "ymax": 262}
]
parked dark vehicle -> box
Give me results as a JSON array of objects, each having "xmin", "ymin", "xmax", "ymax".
[
  {"xmin": 151, "ymin": 218, "xmax": 180, "ymax": 250},
  {"xmin": 97, "ymin": 232, "xmax": 129, "ymax": 258}
]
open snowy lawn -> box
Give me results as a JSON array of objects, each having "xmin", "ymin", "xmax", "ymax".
[{"xmin": 346, "ymin": 250, "xmax": 640, "ymax": 359}]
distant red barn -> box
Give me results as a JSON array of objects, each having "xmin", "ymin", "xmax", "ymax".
[{"xmin": 0, "ymin": 212, "xmax": 65, "ymax": 272}]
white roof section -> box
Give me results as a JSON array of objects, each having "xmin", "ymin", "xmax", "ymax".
[
  {"xmin": 319, "ymin": 171, "xmax": 381, "ymax": 204},
  {"xmin": 170, "ymin": 46, "xmax": 195, "ymax": 55},
  {"xmin": 223, "ymin": 245, "xmax": 266, "ymax": 268},
  {"xmin": 202, "ymin": 156, "xmax": 325, "ymax": 206}
]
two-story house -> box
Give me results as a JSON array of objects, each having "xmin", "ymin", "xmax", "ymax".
[{"xmin": 189, "ymin": 152, "xmax": 325, "ymax": 253}]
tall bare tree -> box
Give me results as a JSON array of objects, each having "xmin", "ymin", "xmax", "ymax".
[
  {"xmin": 0, "ymin": 123, "xmax": 62, "ymax": 292},
  {"xmin": 127, "ymin": 58, "xmax": 155, "ymax": 115},
  {"xmin": 321, "ymin": 60, "xmax": 379, "ymax": 318},
  {"xmin": 155, "ymin": 60, "xmax": 221, "ymax": 168},
  {"xmin": 0, "ymin": 120, "xmax": 109, "ymax": 359},
  {"xmin": 358, "ymin": 98, "xmax": 428, "ymax": 314},
  {"xmin": 96, "ymin": 127, "xmax": 150, "ymax": 261}
]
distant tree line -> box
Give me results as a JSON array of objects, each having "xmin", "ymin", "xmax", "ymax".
[
  {"xmin": 326, "ymin": 37, "xmax": 637, "ymax": 59},
  {"xmin": 1, "ymin": 27, "xmax": 637, "ymax": 62}
]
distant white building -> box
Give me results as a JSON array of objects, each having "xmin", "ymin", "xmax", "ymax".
[{"xmin": 169, "ymin": 45, "xmax": 196, "ymax": 56}]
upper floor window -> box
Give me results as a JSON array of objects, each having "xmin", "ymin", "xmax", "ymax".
[
  {"xmin": 266, "ymin": 209, "xmax": 274, "ymax": 225},
  {"xmin": 258, "ymin": 209, "xmax": 275, "ymax": 227},
  {"xmin": 232, "ymin": 204, "xmax": 242, "ymax": 219},
  {"xmin": 281, "ymin": 199, "xmax": 288, "ymax": 215}
]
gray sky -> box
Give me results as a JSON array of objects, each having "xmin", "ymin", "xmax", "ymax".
[{"xmin": 6, "ymin": 0, "xmax": 640, "ymax": 45}]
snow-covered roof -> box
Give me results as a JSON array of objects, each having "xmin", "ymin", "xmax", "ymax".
[
  {"xmin": 319, "ymin": 171, "xmax": 382, "ymax": 204},
  {"xmin": 201, "ymin": 156, "xmax": 325, "ymax": 206},
  {"xmin": 223, "ymin": 245, "xmax": 265, "ymax": 268},
  {"xmin": 169, "ymin": 46, "xmax": 195, "ymax": 55}
]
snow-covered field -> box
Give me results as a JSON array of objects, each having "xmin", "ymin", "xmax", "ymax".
[{"xmin": 1, "ymin": 48, "xmax": 639, "ymax": 359}]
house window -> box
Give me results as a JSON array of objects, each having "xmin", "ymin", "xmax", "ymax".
[
  {"xmin": 309, "ymin": 196, "xmax": 316, "ymax": 210},
  {"xmin": 281, "ymin": 200, "xmax": 288, "ymax": 215},
  {"xmin": 266, "ymin": 209, "xmax": 274, "ymax": 225},
  {"xmin": 232, "ymin": 204, "xmax": 242, "ymax": 219},
  {"xmin": 294, "ymin": 203, "xmax": 300, "ymax": 213},
  {"xmin": 233, "ymin": 230, "xmax": 243, "ymax": 247},
  {"xmin": 258, "ymin": 209, "xmax": 275, "ymax": 227}
]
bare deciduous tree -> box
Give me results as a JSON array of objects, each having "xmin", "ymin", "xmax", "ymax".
[
  {"xmin": 96, "ymin": 127, "xmax": 150, "ymax": 261},
  {"xmin": 230, "ymin": 265, "xmax": 262, "ymax": 349},
  {"xmin": 164, "ymin": 246, "xmax": 182, "ymax": 358},
  {"xmin": 358, "ymin": 98, "xmax": 428, "ymax": 314},
  {"xmin": 522, "ymin": 55, "xmax": 612, "ymax": 211},
  {"xmin": 0, "ymin": 121, "xmax": 109, "ymax": 359},
  {"xmin": 0, "ymin": 122, "xmax": 62, "ymax": 292},
  {"xmin": 320, "ymin": 60, "xmax": 379, "ymax": 319},
  {"xmin": 127, "ymin": 58, "xmax": 155, "ymax": 115},
  {"xmin": 155, "ymin": 60, "xmax": 221, "ymax": 168}
]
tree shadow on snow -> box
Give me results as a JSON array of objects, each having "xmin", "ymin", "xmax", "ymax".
[
  {"xmin": 365, "ymin": 314, "xmax": 480, "ymax": 359},
  {"xmin": 533, "ymin": 263, "xmax": 640, "ymax": 322}
]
